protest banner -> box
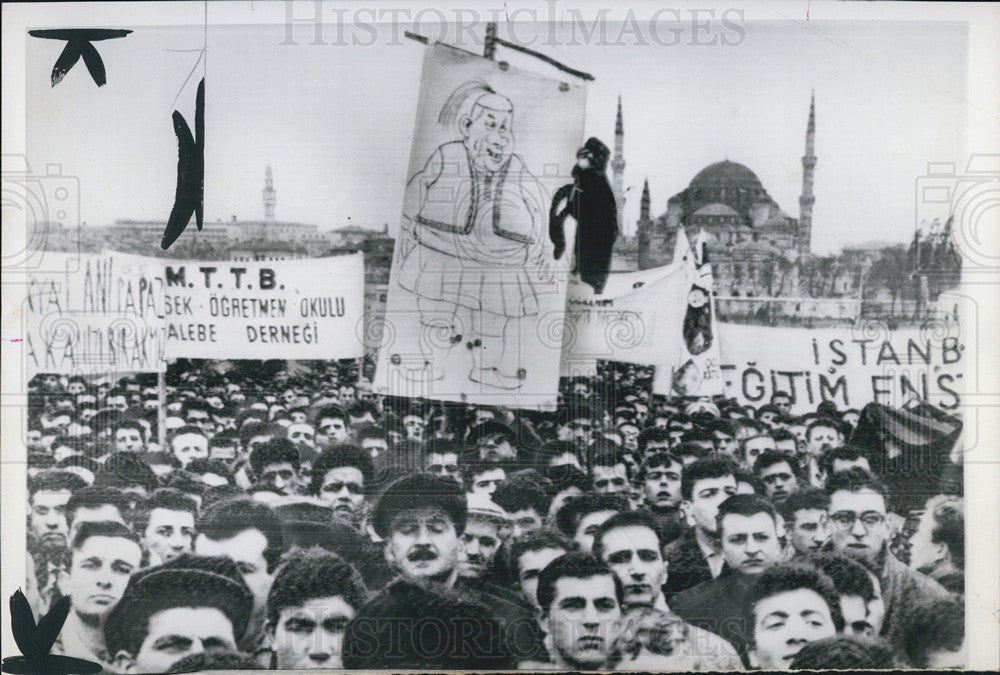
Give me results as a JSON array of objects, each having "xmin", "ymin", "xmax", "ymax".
[
  {"xmin": 163, "ymin": 254, "xmax": 365, "ymax": 360},
  {"xmin": 22, "ymin": 252, "xmax": 166, "ymax": 375},
  {"xmin": 561, "ymin": 261, "xmax": 693, "ymax": 367},
  {"xmin": 653, "ymin": 319, "xmax": 964, "ymax": 414},
  {"xmin": 374, "ymin": 42, "xmax": 586, "ymax": 407}
]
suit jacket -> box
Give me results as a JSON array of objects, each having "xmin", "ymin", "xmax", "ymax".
[
  {"xmin": 664, "ymin": 528, "xmax": 715, "ymax": 601},
  {"xmin": 669, "ymin": 567, "xmax": 757, "ymax": 667}
]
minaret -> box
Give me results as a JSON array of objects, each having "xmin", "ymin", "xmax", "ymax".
[
  {"xmin": 263, "ymin": 165, "xmax": 277, "ymax": 224},
  {"xmin": 798, "ymin": 92, "xmax": 816, "ymax": 255},
  {"xmin": 611, "ymin": 96, "xmax": 626, "ymax": 232},
  {"xmin": 640, "ymin": 178, "xmax": 650, "ymax": 222}
]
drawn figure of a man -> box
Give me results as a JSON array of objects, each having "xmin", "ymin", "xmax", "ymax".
[{"xmin": 396, "ymin": 81, "xmax": 553, "ymax": 390}]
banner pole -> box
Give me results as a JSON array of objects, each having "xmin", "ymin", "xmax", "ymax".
[{"xmin": 157, "ymin": 369, "xmax": 167, "ymax": 451}]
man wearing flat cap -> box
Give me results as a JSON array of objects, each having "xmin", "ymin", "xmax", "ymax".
[
  {"xmin": 370, "ymin": 474, "xmax": 541, "ymax": 661},
  {"xmin": 104, "ymin": 554, "xmax": 254, "ymax": 673},
  {"xmin": 468, "ymin": 419, "xmax": 519, "ymax": 462}
]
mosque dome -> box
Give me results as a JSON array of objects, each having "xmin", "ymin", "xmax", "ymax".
[{"xmin": 689, "ymin": 160, "xmax": 764, "ymax": 192}]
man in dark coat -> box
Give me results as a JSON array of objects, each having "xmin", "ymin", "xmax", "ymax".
[{"xmin": 549, "ymin": 137, "xmax": 619, "ymax": 294}]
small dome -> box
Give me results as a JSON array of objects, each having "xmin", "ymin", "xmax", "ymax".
[{"xmin": 689, "ymin": 160, "xmax": 764, "ymax": 192}]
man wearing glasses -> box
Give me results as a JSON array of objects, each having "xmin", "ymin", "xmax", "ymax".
[{"xmin": 824, "ymin": 467, "xmax": 951, "ymax": 654}]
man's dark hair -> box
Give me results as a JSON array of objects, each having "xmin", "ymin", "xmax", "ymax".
[
  {"xmin": 347, "ymin": 400, "xmax": 378, "ymax": 419},
  {"xmin": 639, "ymin": 451, "xmax": 683, "ymax": 481},
  {"xmin": 806, "ymin": 417, "xmax": 839, "ymax": 439},
  {"xmin": 770, "ymin": 391, "xmax": 791, "ymax": 403},
  {"xmin": 186, "ymin": 458, "xmax": 234, "ymax": 480},
  {"xmin": 509, "ymin": 529, "xmax": 571, "ymax": 577},
  {"xmin": 680, "ymin": 427, "xmax": 715, "ymax": 445},
  {"xmin": 789, "ymin": 635, "xmax": 895, "ymax": 670},
  {"xmin": 733, "ymin": 468, "xmax": 765, "ymax": 495},
  {"xmin": 779, "ymin": 487, "xmax": 830, "ymax": 523},
  {"xmin": 197, "ymin": 497, "xmax": 284, "ymax": 574},
  {"xmin": 492, "ymin": 476, "xmax": 551, "ymax": 517},
  {"xmin": 589, "ymin": 441, "xmax": 629, "ymax": 476},
  {"xmin": 354, "ymin": 424, "xmax": 386, "ymax": 444},
  {"xmin": 716, "ymin": 493, "xmax": 778, "ymax": 533},
  {"xmin": 65, "ymin": 486, "xmax": 132, "ymax": 527},
  {"xmin": 165, "ymin": 650, "xmax": 264, "ymax": 672},
  {"xmin": 93, "ymin": 452, "xmax": 159, "ymax": 493},
  {"xmin": 744, "ymin": 563, "xmax": 845, "ymax": 646},
  {"xmin": 460, "ymin": 459, "xmax": 508, "ymax": 491},
  {"xmin": 536, "ymin": 552, "xmax": 623, "ymax": 615},
  {"xmin": 182, "ymin": 399, "xmax": 213, "ymax": 418},
  {"xmin": 250, "ymin": 437, "xmax": 301, "ymax": 477},
  {"xmin": 770, "ymin": 428, "xmax": 796, "ymax": 443},
  {"xmin": 29, "ymin": 470, "xmax": 87, "ymax": 499},
  {"xmin": 673, "ymin": 441, "xmax": 711, "ymax": 463},
  {"xmin": 543, "ymin": 464, "xmax": 590, "ymax": 496},
  {"xmin": 922, "ymin": 494, "xmax": 964, "ymax": 568},
  {"xmin": 824, "ymin": 467, "xmax": 888, "ymax": 502},
  {"xmin": 757, "ymin": 403, "xmax": 781, "ymax": 418},
  {"xmin": 113, "ymin": 419, "xmax": 146, "ymax": 438},
  {"xmin": 314, "ymin": 405, "xmax": 348, "ymax": 426},
  {"xmin": 806, "ymin": 553, "xmax": 876, "ymax": 603},
  {"xmin": 310, "ymin": 444, "xmax": 375, "ymax": 494},
  {"xmin": 71, "ymin": 519, "xmax": 139, "ymax": 551},
  {"xmin": 820, "ymin": 444, "xmax": 871, "ymax": 476},
  {"xmin": 160, "ymin": 469, "xmax": 207, "ymax": 498},
  {"xmin": 636, "ymin": 426, "xmax": 672, "ymax": 452},
  {"xmin": 133, "ymin": 488, "xmax": 199, "ymax": 534},
  {"xmin": 899, "ymin": 594, "xmax": 964, "ymax": 668},
  {"xmin": 592, "ymin": 510, "xmax": 662, "ymax": 558},
  {"xmin": 681, "ymin": 455, "xmax": 736, "ymax": 501},
  {"xmin": 753, "ymin": 449, "xmax": 800, "ymax": 477},
  {"xmin": 266, "ymin": 547, "xmax": 368, "ymax": 626},
  {"xmin": 553, "ymin": 493, "xmax": 629, "ymax": 540}
]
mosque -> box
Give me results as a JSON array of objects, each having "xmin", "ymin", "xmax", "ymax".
[{"xmin": 612, "ymin": 94, "xmax": 822, "ymax": 298}]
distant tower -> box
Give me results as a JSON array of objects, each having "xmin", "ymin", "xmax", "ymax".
[
  {"xmin": 798, "ymin": 92, "xmax": 816, "ymax": 255},
  {"xmin": 263, "ymin": 165, "xmax": 277, "ymax": 224},
  {"xmin": 639, "ymin": 177, "xmax": 650, "ymax": 222},
  {"xmin": 611, "ymin": 96, "xmax": 626, "ymax": 232}
]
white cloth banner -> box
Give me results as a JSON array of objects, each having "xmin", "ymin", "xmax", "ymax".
[
  {"xmin": 22, "ymin": 252, "xmax": 166, "ymax": 374},
  {"xmin": 163, "ymin": 254, "xmax": 365, "ymax": 360},
  {"xmin": 373, "ymin": 43, "xmax": 586, "ymax": 407},
  {"xmin": 654, "ymin": 320, "xmax": 964, "ymax": 413},
  {"xmin": 561, "ymin": 262, "xmax": 693, "ymax": 366}
]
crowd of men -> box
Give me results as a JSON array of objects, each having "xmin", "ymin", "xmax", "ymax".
[{"xmin": 23, "ymin": 360, "xmax": 966, "ymax": 671}]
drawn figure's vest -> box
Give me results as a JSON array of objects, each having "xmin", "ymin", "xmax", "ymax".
[{"xmin": 416, "ymin": 141, "xmax": 537, "ymax": 245}]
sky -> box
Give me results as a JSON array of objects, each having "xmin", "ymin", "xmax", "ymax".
[{"xmin": 25, "ymin": 17, "xmax": 968, "ymax": 254}]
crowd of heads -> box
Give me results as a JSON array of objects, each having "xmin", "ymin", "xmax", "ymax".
[{"xmin": 23, "ymin": 362, "xmax": 964, "ymax": 671}]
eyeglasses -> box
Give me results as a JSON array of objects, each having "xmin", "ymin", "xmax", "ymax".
[
  {"xmin": 322, "ymin": 481, "xmax": 363, "ymax": 494},
  {"xmin": 829, "ymin": 511, "xmax": 886, "ymax": 529}
]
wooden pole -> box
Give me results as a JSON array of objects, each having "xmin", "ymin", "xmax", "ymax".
[
  {"xmin": 157, "ymin": 369, "xmax": 167, "ymax": 451},
  {"xmin": 484, "ymin": 22, "xmax": 497, "ymax": 59}
]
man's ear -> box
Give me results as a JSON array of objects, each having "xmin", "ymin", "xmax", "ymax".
[
  {"xmin": 747, "ymin": 647, "xmax": 760, "ymax": 669},
  {"xmin": 537, "ymin": 609, "xmax": 550, "ymax": 636},
  {"xmin": 112, "ymin": 650, "xmax": 136, "ymax": 673},
  {"xmin": 383, "ymin": 541, "xmax": 396, "ymax": 569},
  {"xmin": 459, "ymin": 115, "xmax": 473, "ymax": 138},
  {"xmin": 775, "ymin": 514, "xmax": 787, "ymax": 538}
]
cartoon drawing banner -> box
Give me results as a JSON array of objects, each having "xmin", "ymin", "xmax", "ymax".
[
  {"xmin": 163, "ymin": 254, "xmax": 364, "ymax": 360},
  {"xmin": 373, "ymin": 43, "xmax": 586, "ymax": 407},
  {"xmin": 653, "ymin": 321, "xmax": 964, "ymax": 413},
  {"xmin": 22, "ymin": 252, "xmax": 167, "ymax": 375}
]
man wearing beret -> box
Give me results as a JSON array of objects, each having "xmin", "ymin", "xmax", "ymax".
[
  {"xmin": 104, "ymin": 554, "xmax": 254, "ymax": 673},
  {"xmin": 370, "ymin": 474, "xmax": 541, "ymax": 662}
]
